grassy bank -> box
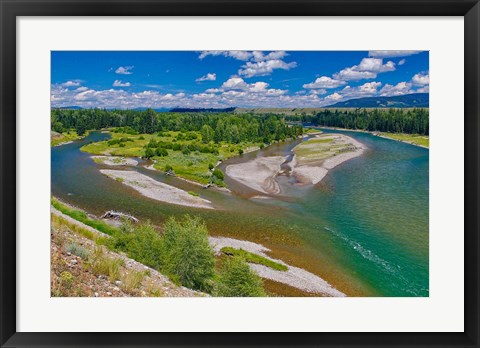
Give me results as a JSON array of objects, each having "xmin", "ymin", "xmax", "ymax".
[
  {"xmin": 293, "ymin": 134, "xmax": 354, "ymax": 162},
  {"xmin": 81, "ymin": 129, "xmax": 263, "ymax": 185},
  {"xmin": 221, "ymin": 247, "xmax": 288, "ymax": 271},
  {"xmin": 51, "ymin": 130, "xmax": 83, "ymax": 147},
  {"xmin": 378, "ymin": 132, "xmax": 429, "ymax": 148}
]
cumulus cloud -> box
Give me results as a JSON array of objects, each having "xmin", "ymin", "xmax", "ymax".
[
  {"xmin": 412, "ymin": 72, "xmax": 430, "ymax": 86},
  {"xmin": 379, "ymin": 82, "xmax": 413, "ymax": 96},
  {"xmin": 368, "ymin": 51, "xmax": 422, "ymax": 58},
  {"xmin": 115, "ymin": 66, "xmax": 134, "ymax": 75},
  {"xmin": 415, "ymin": 85, "xmax": 430, "ymax": 93},
  {"xmin": 195, "ymin": 73, "xmax": 217, "ymax": 82},
  {"xmin": 198, "ymin": 51, "xmax": 297, "ymax": 78},
  {"xmin": 238, "ymin": 59, "xmax": 297, "ymax": 78},
  {"xmin": 333, "ymin": 68, "xmax": 377, "ymax": 81},
  {"xmin": 113, "ymin": 80, "xmax": 131, "ymax": 87},
  {"xmin": 61, "ymin": 80, "xmax": 81, "ymax": 87},
  {"xmin": 198, "ymin": 51, "xmax": 252, "ymax": 61},
  {"xmin": 325, "ymin": 92, "xmax": 343, "ymax": 101},
  {"xmin": 333, "ymin": 58, "xmax": 395, "ymax": 81},
  {"xmin": 252, "ymin": 51, "xmax": 287, "ymax": 62},
  {"xmin": 336, "ymin": 82, "xmax": 383, "ymax": 99},
  {"xmin": 303, "ymin": 76, "xmax": 346, "ymax": 89}
]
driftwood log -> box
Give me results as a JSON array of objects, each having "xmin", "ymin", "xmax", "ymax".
[{"xmin": 101, "ymin": 210, "xmax": 139, "ymax": 223}]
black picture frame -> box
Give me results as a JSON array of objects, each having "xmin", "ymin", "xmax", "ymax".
[{"xmin": 1, "ymin": 0, "xmax": 479, "ymax": 347}]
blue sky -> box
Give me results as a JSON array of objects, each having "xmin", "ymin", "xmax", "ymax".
[{"xmin": 51, "ymin": 51, "xmax": 429, "ymax": 109}]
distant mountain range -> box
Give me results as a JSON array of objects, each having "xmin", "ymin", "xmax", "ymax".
[
  {"xmin": 326, "ymin": 93, "xmax": 429, "ymax": 108},
  {"xmin": 53, "ymin": 94, "xmax": 428, "ymax": 112}
]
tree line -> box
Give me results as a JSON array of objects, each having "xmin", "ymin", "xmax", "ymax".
[
  {"xmin": 51, "ymin": 108, "xmax": 304, "ymax": 143},
  {"xmin": 285, "ymin": 108, "xmax": 429, "ymax": 135}
]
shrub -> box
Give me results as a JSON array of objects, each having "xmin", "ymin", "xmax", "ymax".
[
  {"xmin": 138, "ymin": 136, "xmax": 145, "ymax": 140},
  {"xmin": 59, "ymin": 271, "xmax": 74, "ymax": 289},
  {"xmin": 212, "ymin": 168, "xmax": 224, "ymax": 181},
  {"xmin": 119, "ymin": 143, "xmax": 126, "ymax": 147},
  {"xmin": 214, "ymin": 256, "xmax": 266, "ymax": 297},
  {"xmin": 66, "ymin": 242, "xmax": 90, "ymax": 260},
  {"xmin": 165, "ymin": 164, "xmax": 173, "ymax": 172},
  {"xmin": 238, "ymin": 149, "xmax": 244, "ymax": 155},
  {"xmin": 156, "ymin": 148, "xmax": 168, "ymax": 157},
  {"xmin": 161, "ymin": 215, "xmax": 215, "ymax": 292},
  {"xmin": 120, "ymin": 270, "xmax": 146, "ymax": 295},
  {"xmin": 110, "ymin": 222, "xmax": 164, "ymax": 271},
  {"xmin": 208, "ymin": 163, "xmax": 214, "ymax": 170},
  {"xmin": 144, "ymin": 147, "xmax": 155, "ymax": 159},
  {"xmin": 90, "ymin": 247, "xmax": 124, "ymax": 283}
]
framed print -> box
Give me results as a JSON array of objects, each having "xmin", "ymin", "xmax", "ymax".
[{"xmin": 1, "ymin": 0, "xmax": 479, "ymax": 347}]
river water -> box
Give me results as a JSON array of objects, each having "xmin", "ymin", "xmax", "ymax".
[{"xmin": 51, "ymin": 129, "xmax": 429, "ymax": 297}]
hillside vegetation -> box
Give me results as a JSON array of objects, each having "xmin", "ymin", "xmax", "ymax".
[{"xmin": 51, "ymin": 198, "xmax": 268, "ymax": 297}]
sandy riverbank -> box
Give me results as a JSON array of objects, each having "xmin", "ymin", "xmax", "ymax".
[
  {"xmin": 92, "ymin": 156, "xmax": 139, "ymax": 166},
  {"xmin": 100, "ymin": 170, "xmax": 214, "ymax": 209},
  {"xmin": 225, "ymin": 156, "xmax": 285, "ymax": 194},
  {"xmin": 292, "ymin": 134, "xmax": 365, "ymax": 185},
  {"xmin": 209, "ymin": 236, "xmax": 345, "ymax": 296},
  {"xmin": 225, "ymin": 134, "xmax": 365, "ymax": 193}
]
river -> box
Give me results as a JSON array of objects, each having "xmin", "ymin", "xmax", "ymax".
[{"xmin": 51, "ymin": 129, "xmax": 429, "ymax": 297}]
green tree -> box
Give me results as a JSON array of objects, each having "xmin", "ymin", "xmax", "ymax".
[
  {"xmin": 161, "ymin": 215, "xmax": 215, "ymax": 292},
  {"xmin": 200, "ymin": 125, "xmax": 215, "ymax": 143},
  {"xmin": 214, "ymin": 256, "xmax": 266, "ymax": 297}
]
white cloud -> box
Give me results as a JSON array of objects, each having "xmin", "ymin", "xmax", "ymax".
[
  {"xmin": 339, "ymin": 82, "xmax": 383, "ymax": 98},
  {"xmin": 333, "ymin": 68, "xmax": 377, "ymax": 81},
  {"xmin": 333, "ymin": 58, "xmax": 395, "ymax": 81},
  {"xmin": 115, "ymin": 66, "xmax": 134, "ymax": 75},
  {"xmin": 221, "ymin": 77, "xmax": 249, "ymax": 90},
  {"xmin": 325, "ymin": 92, "xmax": 343, "ymax": 101},
  {"xmin": 198, "ymin": 51, "xmax": 252, "ymax": 61},
  {"xmin": 195, "ymin": 73, "xmax": 217, "ymax": 82},
  {"xmin": 252, "ymin": 51, "xmax": 287, "ymax": 62},
  {"xmin": 303, "ymin": 76, "xmax": 346, "ymax": 89},
  {"xmin": 415, "ymin": 85, "xmax": 430, "ymax": 93},
  {"xmin": 356, "ymin": 58, "xmax": 395, "ymax": 73},
  {"xmin": 379, "ymin": 82, "xmax": 413, "ymax": 96},
  {"xmin": 309, "ymin": 89, "xmax": 327, "ymax": 95},
  {"xmin": 368, "ymin": 51, "xmax": 422, "ymax": 58},
  {"xmin": 113, "ymin": 80, "xmax": 131, "ymax": 87},
  {"xmin": 61, "ymin": 80, "xmax": 81, "ymax": 87},
  {"xmin": 411, "ymin": 72, "xmax": 430, "ymax": 86},
  {"xmin": 238, "ymin": 59, "xmax": 297, "ymax": 78},
  {"xmin": 398, "ymin": 59, "xmax": 406, "ymax": 66}
]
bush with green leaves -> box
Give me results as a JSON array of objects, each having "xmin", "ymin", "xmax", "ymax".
[
  {"xmin": 66, "ymin": 242, "xmax": 90, "ymax": 260},
  {"xmin": 110, "ymin": 222, "xmax": 164, "ymax": 270},
  {"xmin": 214, "ymin": 256, "xmax": 266, "ymax": 297},
  {"xmin": 212, "ymin": 168, "xmax": 224, "ymax": 181},
  {"xmin": 161, "ymin": 215, "xmax": 215, "ymax": 292}
]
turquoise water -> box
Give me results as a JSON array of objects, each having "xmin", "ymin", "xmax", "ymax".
[{"xmin": 51, "ymin": 129, "xmax": 429, "ymax": 296}]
